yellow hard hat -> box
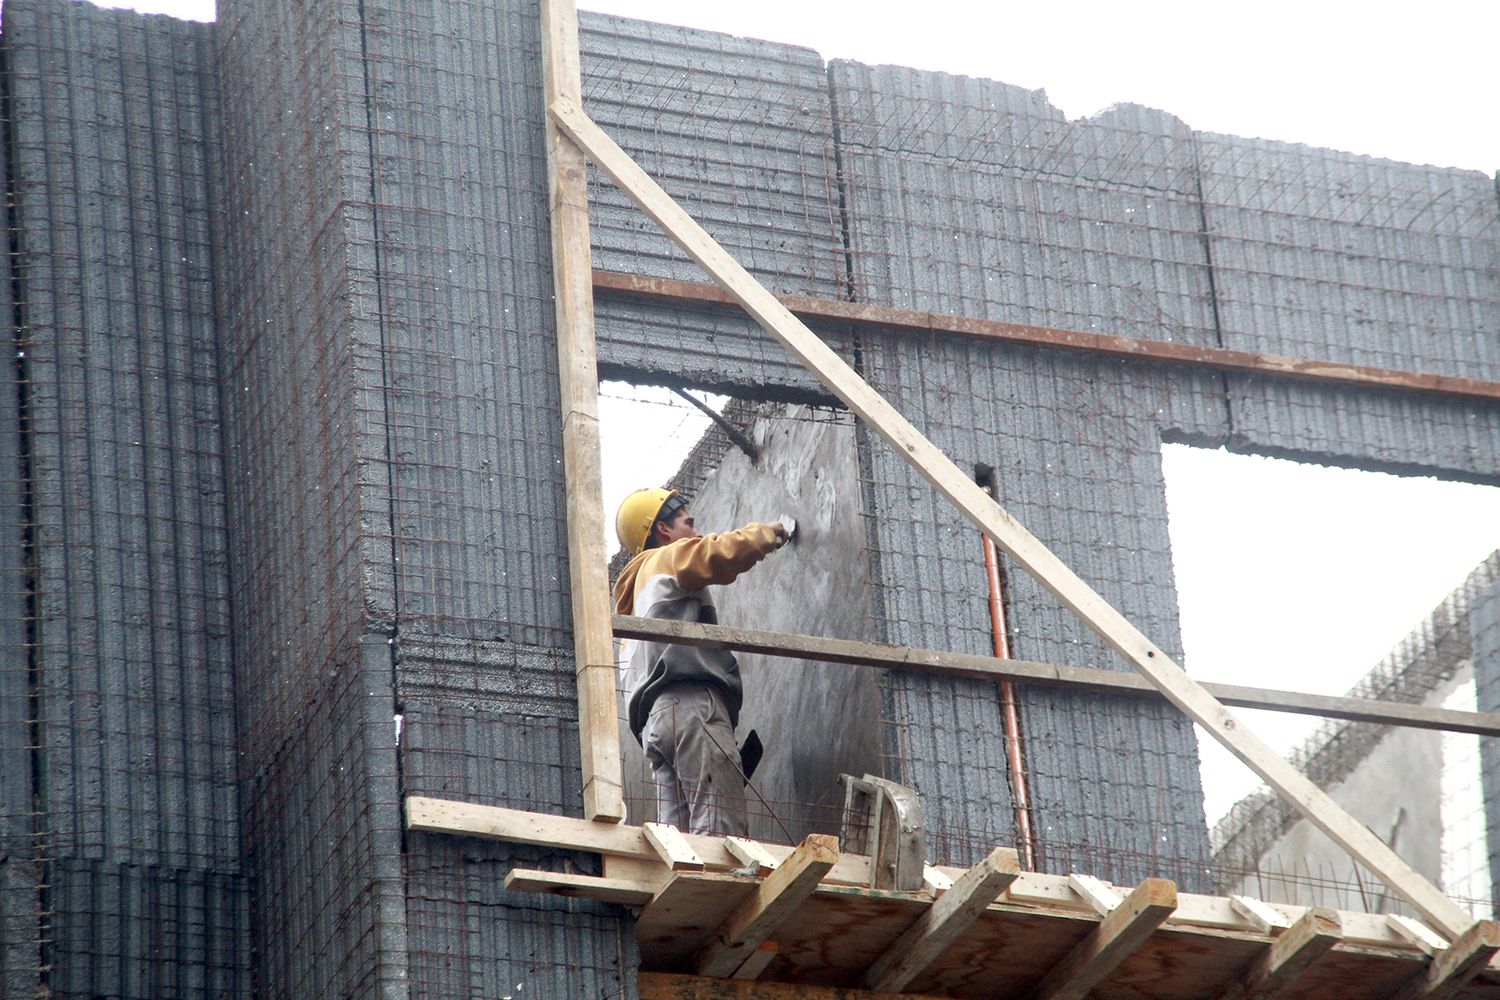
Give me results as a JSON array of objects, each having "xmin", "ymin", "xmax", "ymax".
[{"xmin": 615, "ymin": 487, "xmax": 679, "ymax": 555}]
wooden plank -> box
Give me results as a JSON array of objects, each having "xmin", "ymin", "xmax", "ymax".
[
  {"xmin": 1390, "ymin": 915, "xmax": 1451, "ymax": 955},
  {"xmin": 639, "ymin": 971, "xmax": 956, "ymax": 1000},
  {"xmin": 639, "ymin": 873, "xmax": 761, "ymax": 967},
  {"xmin": 921, "ymin": 866, "xmax": 954, "ymax": 894},
  {"xmin": 646, "ymin": 822, "xmax": 707, "ymax": 872},
  {"xmin": 1388, "ymin": 919, "xmax": 1500, "ymax": 1000},
  {"xmin": 696, "ymin": 835, "xmax": 840, "ymax": 978},
  {"xmin": 539, "ymin": 0, "xmax": 622, "ymax": 822},
  {"xmin": 731, "ymin": 942, "xmax": 779, "ymax": 981},
  {"xmin": 1068, "ymin": 874, "xmax": 1124, "ymax": 916},
  {"xmin": 864, "ymin": 846, "xmax": 1020, "ymax": 992},
  {"xmin": 1214, "ymin": 907, "xmax": 1342, "ymax": 1000},
  {"xmin": 1028, "ymin": 877, "xmax": 1178, "ymax": 1000},
  {"xmin": 503, "ymin": 867, "xmax": 655, "ymax": 907},
  {"xmin": 614, "ymin": 615, "xmax": 1500, "ymax": 738},
  {"xmin": 726, "ymin": 837, "xmax": 781, "ymax": 874},
  {"xmin": 551, "ymin": 98, "xmax": 1474, "ymax": 931},
  {"xmin": 592, "ymin": 269, "xmax": 1500, "ymax": 405},
  {"xmin": 1231, "ymin": 895, "xmax": 1294, "ymax": 934}
]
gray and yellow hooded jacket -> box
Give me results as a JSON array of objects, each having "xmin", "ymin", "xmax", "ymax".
[{"xmin": 613, "ymin": 523, "xmax": 782, "ymax": 742}]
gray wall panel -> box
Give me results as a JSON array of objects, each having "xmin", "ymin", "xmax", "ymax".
[
  {"xmin": 4, "ymin": 0, "xmax": 237, "ymax": 874},
  {"xmin": 582, "ymin": 15, "xmax": 849, "ymax": 397},
  {"xmin": 1200, "ymin": 134, "xmax": 1500, "ymax": 477},
  {"xmin": 831, "ymin": 60, "xmax": 1222, "ymax": 880},
  {"xmin": 359, "ymin": 0, "xmax": 572, "ymax": 647},
  {"xmin": 833, "ymin": 62, "xmax": 1218, "ymax": 347},
  {"xmin": 580, "ymin": 13, "xmax": 844, "ymax": 298}
]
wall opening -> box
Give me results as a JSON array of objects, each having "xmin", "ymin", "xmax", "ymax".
[
  {"xmin": 1162, "ymin": 441, "xmax": 1500, "ymax": 912},
  {"xmin": 599, "ymin": 378, "xmax": 879, "ymax": 843}
]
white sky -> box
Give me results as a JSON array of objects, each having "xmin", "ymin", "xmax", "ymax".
[{"xmin": 84, "ymin": 0, "xmax": 1500, "ymax": 824}]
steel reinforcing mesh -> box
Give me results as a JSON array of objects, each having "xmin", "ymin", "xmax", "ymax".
[{"xmin": 1, "ymin": 0, "xmax": 247, "ymax": 994}]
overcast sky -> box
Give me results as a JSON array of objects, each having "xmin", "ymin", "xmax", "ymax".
[{"xmin": 80, "ymin": 0, "xmax": 1500, "ymax": 824}]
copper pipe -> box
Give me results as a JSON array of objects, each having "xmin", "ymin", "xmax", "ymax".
[{"xmin": 982, "ymin": 489, "xmax": 1037, "ymax": 870}]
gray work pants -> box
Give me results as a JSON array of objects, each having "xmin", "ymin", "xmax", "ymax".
[{"xmin": 641, "ymin": 684, "xmax": 748, "ymax": 837}]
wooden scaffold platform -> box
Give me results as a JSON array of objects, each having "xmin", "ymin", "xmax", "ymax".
[{"xmin": 408, "ymin": 796, "xmax": 1500, "ymax": 1000}]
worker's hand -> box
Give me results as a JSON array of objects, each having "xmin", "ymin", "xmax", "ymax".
[{"xmin": 771, "ymin": 515, "xmax": 796, "ymax": 548}]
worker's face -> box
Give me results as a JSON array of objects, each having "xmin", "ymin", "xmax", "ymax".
[{"xmin": 654, "ymin": 507, "xmax": 700, "ymax": 545}]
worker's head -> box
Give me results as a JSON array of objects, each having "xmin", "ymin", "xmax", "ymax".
[{"xmin": 615, "ymin": 488, "xmax": 698, "ymax": 555}]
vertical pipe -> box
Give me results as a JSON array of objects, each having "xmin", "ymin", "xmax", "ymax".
[{"xmin": 982, "ymin": 485, "xmax": 1036, "ymax": 869}]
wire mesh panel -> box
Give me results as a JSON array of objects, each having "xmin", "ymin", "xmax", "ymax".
[
  {"xmin": 581, "ymin": 12, "xmax": 850, "ymax": 398},
  {"xmin": 832, "ymin": 61, "xmax": 1224, "ymax": 882},
  {"xmin": 2, "ymin": 0, "xmax": 245, "ymax": 994},
  {"xmin": 237, "ymin": 641, "xmax": 405, "ymax": 1000},
  {"xmin": 211, "ymin": 0, "xmax": 415, "ymax": 995},
  {"xmin": 1198, "ymin": 135, "xmax": 1500, "ymax": 477},
  {"xmin": 0, "ymin": 32, "xmax": 38, "ymax": 989}
]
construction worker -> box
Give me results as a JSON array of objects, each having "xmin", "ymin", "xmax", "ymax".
[{"xmin": 613, "ymin": 487, "xmax": 789, "ymax": 836}]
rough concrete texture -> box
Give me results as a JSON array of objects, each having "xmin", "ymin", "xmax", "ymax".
[
  {"xmin": 0, "ymin": 60, "xmax": 38, "ymax": 990},
  {"xmin": 832, "ymin": 63, "xmax": 1219, "ymax": 346},
  {"xmin": 1197, "ymin": 135, "xmax": 1500, "ymax": 479},
  {"xmin": 1, "ymin": 0, "xmax": 247, "ymax": 993},
  {"xmin": 1221, "ymin": 684, "xmax": 1454, "ymax": 912},
  {"xmin": 678, "ymin": 405, "xmax": 879, "ymax": 843},
  {"xmin": 209, "ymin": 0, "xmax": 637, "ymax": 992},
  {"xmin": 582, "ymin": 12, "xmax": 852, "ymax": 399},
  {"xmin": 832, "ymin": 61, "xmax": 1226, "ymax": 880}
]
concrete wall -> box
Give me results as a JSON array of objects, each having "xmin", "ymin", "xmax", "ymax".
[{"xmin": 0, "ymin": 3, "xmax": 247, "ymax": 994}]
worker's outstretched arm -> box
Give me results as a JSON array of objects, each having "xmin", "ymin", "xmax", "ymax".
[{"xmin": 664, "ymin": 523, "xmax": 784, "ymax": 592}]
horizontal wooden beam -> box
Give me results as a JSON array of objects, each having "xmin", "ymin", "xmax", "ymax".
[
  {"xmin": 592, "ymin": 269, "xmax": 1500, "ymax": 404},
  {"xmin": 503, "ymin": 867, "xmax": 655, "ymax": 906},
  {"xmin": 865, "ymin": 846, "xmax": 1020, "ymax": 992},
  {"xmin": 615, "ymin": 615, "xmax": 1500, "ymax": 737},
  {"xmin": 1215, "ymin": 907, "xmax": 1341, "ymax": 1000},
  {"xmin": 485, "ymin": 809, "xmax": 1434, "ymax": 958},
  {"xmin": 1389, "ymin": 919, "xmax": 1500, "ymax": 1000},
  {"xmin": 405, "ymin": 796, "xmax": 958, "ymax": 888},
  {"xmin": 697, "ymin": 835, "xmax": 839, "ymax": 978},
  {"xmin": 640, "ymin": 971, "xmax": 954, "ymax": 1000}
]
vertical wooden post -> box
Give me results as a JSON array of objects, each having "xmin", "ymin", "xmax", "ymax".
[{"xmin": 540, "ymin": 0, "xmax": 624, "ymax": 822}]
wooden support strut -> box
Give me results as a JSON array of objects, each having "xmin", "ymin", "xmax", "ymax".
[
  {"xmin": 696, "ymin": 835, "xmax": 840, "ymax": 978},
  {"xmin": 539, "ymin": 0, "xmax": 622, "ymax": 822},
  {"xmin": 1214, "ymin": 907, "xmax": 1342, "ymax": 1000},
  {"xmin": 864, "ymin": 847, "xmax": 1020, "ymax": 993},
  {"xmin": 542, "ymin": 98, "xmax": 1481, "ymax": 937},
  {"xmin": 1028, "ymin": 878, "xmax": 1178, "ymax": 1000},
  {"xmin": 1388, "ymin": 919, "xmax": 1500, "ymax": 1000}
]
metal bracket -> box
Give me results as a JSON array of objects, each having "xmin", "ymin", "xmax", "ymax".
[{"xmin": 839, "ymin": 773, "xmax": 926, "ymax": 892}]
